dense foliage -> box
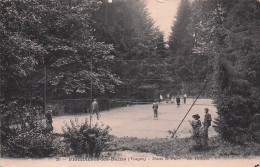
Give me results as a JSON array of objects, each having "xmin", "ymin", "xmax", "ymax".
[
  {"xmin": 168, "ymin": 0, "xmax": 260, "ymax": 143},
  {"xmin": 0, "ymin": 0, "xmax": 120, "ymax": 126},
  {"xmin": 0, "ymin": 0, "xmax": 120, "ymax": 156},
  {"xmin": 1, "ymin": 116, "xmax": 55, "ymax": 158}
]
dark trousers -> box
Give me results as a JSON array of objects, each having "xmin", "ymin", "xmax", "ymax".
[{"xmin": 153, "ymin": 109, "xmax": 158, "ymax": 119}]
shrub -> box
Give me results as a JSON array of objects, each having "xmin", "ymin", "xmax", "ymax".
[
  {"xmin": 2, "ymin": 122, "xmax": 55, "ymax": 158},
  {"xmin": 62, "ymin": 119, "xmax": 112, "ymax": 157}
]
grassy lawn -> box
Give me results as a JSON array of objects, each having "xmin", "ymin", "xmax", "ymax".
[
  {"xmin": 109, "ymin": 136, "xmax": 260, "ymax": 159},
  {"xmin": 3, "ymin": 132, "xmax": 260, "ymax": 160}
]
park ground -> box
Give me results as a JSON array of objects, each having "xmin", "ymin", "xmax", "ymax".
[{"xmin": 1, "ymin": 98, "xmax": 260, "ymax": 167}]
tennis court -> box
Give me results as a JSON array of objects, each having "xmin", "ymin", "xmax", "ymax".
[{"xmin": 53, "ymin": 98, "xmax": 217, "ymax": 138}]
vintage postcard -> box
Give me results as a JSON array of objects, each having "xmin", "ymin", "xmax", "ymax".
[{"xmin": 1, "ymin": 0, "xmax": 260, "ymax": 166}]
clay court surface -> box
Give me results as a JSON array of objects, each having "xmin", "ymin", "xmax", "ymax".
[{"xmin": 53, "ymin": 98, "xmax": 217, "ymax": 138}]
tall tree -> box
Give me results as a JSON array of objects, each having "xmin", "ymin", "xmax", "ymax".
[
  {"xmin": 168, "ymin": 0, "xmax": 196, "ymax": 95},
  {"xmin": 191, "ymin": 0, "xmax": 260, "ymax": 143},
  {"xmin": 92, "ymin": 0, "xmax": 170, "ymax": 100},
  {"xmin": 0, "ymin": 0, "xmax": 121, "ymax": 127}
]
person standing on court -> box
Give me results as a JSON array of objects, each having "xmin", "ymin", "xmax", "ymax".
[
  {"xmin": 203, "ymin": 108, "xmax": 212, "ymax": 146},
  {"xmin": 152, "ymin": 100, "xmax": 159, "ymax": 120},
  {"xmin": 91, "ymin": 99, "xmax": 100, "ymax": 120},
  {"xmin": 159, "ymin": 94, "xmax": 163, "ymax": 103},
  {"xmin": 183, "ymin": 94, "xmax": 187, "ymax": 104},
  {"xmin": 176, "ymin": 95, "xmax": 181, "ymax": 107}
]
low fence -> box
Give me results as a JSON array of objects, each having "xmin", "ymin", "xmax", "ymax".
[
  {"xmin": 47, "ymin": 96, "xmax": 212, "ymax": 116},
  {"xmin": 47, "ymin": 98, "xmax": 155, "ymax": 116}
]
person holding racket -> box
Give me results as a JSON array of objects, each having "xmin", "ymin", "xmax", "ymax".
[{"xmin": 152, "ymin": 100, "xmax": 159, "ymax": 120}]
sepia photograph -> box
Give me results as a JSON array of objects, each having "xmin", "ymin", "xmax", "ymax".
[{"xmin": 0, "ymin": 0, "xmax": 260, "ymax": 166}]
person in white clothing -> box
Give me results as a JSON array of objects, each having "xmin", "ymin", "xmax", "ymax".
[
  {"xmin": 159, "ymin": 94, "xmax": 163, "ymax": 103},
  {"xmin": 183, "ymin": 94, "xmax": 187, "ymax": 104}
]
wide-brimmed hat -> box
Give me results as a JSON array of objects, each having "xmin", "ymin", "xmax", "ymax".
[{"xmin": 192, "ymin": 114, "xmax": 200, "ymax": 119}]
